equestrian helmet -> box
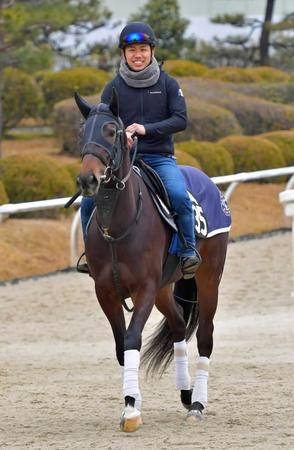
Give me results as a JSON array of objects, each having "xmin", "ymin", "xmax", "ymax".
[{"xmin": 118, "ymin": 22, "xmax": 157, "ymax": 49}]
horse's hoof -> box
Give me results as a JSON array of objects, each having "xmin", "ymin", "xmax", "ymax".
[
  {"xmin": 186, "ymin": 401, "xmax": 204, "ymax": 422},
  {"xmin": 186, "ymin": 409, "xmax": 203, "ymax": 421},
  {"xmin": 120, "ymin": 406, "xmax": 142, "ymax": 432}
]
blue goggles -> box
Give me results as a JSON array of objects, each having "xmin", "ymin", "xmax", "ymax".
[{"xmin": 123, "ymin": 32, "xmax": 150, "ymax": 44}]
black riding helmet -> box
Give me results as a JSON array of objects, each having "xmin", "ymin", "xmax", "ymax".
[{"xmin": 118, "ymin": 22, "xmax": 157, "ymax": 49}]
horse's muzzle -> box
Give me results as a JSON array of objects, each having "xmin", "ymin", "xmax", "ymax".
[{"xmin": 76, "ymin": 173, "xmax": 99, "ymax": 196}]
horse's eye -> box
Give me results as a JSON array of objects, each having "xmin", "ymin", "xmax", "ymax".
[{"xmin": 102, "ymin": 123, "xmax": 117, "ymax": 144}]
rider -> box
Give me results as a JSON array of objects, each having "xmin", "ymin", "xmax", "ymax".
[{"xmin": 80, "ymin": 21, "xmax": 202, "ymax": 279}]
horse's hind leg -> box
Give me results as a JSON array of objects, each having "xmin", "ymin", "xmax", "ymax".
[
  {"xmin": 187, "ymin": 233, "xmax": 228, "ymax": 420},
  {"xmin": 155, "ymin": 286, "xmax": 191, "ymax": 393}
]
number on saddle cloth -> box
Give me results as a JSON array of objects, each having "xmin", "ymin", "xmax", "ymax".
[{"xmin": 180, "ymin": 166, "xmax": 232, "ymax": 240}]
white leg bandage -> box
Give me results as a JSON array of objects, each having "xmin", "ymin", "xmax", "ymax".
[
  {"xmin": 174, "ymin": 340, "xmax": 191, "ymax": 390},
  {"xmin": 123, "ymin": 350, "xmax": 141, "ymax": 410},
  {"xmin": 192, "ymin": 356, "xmax": 210, "ymax": 407}
]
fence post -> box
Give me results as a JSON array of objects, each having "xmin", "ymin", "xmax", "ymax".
[{"xmin": 279, "ymin": 189, "xmax": 294, "ymax": 297}]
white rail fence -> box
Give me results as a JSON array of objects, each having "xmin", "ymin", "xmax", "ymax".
[{"xmin": 1, "ymin": 166, "xmax": 294, "ymax": 268}]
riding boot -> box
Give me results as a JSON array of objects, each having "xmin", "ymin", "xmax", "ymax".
[{"xmin": 180, "ymin": 251, "xmax": 202, "ymax": 279}]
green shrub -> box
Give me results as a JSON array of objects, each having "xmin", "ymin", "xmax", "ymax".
[
  {"xmin": 260, "ymin": 130, "xmax": 294, "ymax": 166},
  {"xmin": 0, "ymin": 154, "xmax": 75, "ymax": 217},
  {"xmin": 39, "ymin": 67, "xmax": 111, "ymax": 114},
  {"xmin": 3, "ymin": 68, "xmax": 44, "ymax": 130},
  {"xmin": 204, "ymin": 66, "xmax": 262, "ymax": 83},
  {"xmin": 176, "ymin": 140, "xmax": 234, "ymax": 176},
  {"xmin": 0, "ymin": 179, "xmax": 9, "ymax": 204},
  {"xmin": 64, "ymin": 161, "xmax": 81, "ymax": 186},
  {"xmin": 176, "ymin": 99, "xmax": 242, "ymax": 142},
  {"xmin": 213, "ymin": 95, "xmax": 294, "ymax": 135},
  {"xmin": 219, "ymin": 135, "xmax": 285, "ymax": 173},
  {"xmin": 226, "ymin": 82, "xmax": 294, "ymax": 105},
  {"xmin": 174, "ymin": 149, "xmax": 202, "ymax": 169},
  {"xmin": 246, "ymin": 66, "xmax": 290, "ymax": 83},
  {"xmin": 179, "ymin": 77, "xmax": 294, "ymax": 135},
  {"xmin": 53, "ymin": 94, "xmax": 100, "ymax": 156},
  {"xmin": 164, "ymin": 60, "xmax": 208, "ymax": 77}
]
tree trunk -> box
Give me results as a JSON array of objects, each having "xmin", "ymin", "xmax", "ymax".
[
  {"xmin": 259, "ymin": 0, "xmax": 275, "ymax": 65},
  {"xmin": 0, "ymin": 66, "xmax": 3, "ymax": 158}
]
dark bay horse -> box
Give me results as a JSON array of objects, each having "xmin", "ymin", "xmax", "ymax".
[{"xmin": 74, "ymin": 89, "xmax": 230, "ymax": 432}]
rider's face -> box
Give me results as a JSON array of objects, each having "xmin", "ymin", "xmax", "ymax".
[{"xmin": 123, "ymin": 43, "xmax": 153, "ymax": 71}]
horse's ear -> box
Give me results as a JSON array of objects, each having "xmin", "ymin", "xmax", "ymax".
[
  {"xmin": 74, "ymin": 92, "xmax": 92, "ymax": 119},
  {"xmin": 109, "ymin": 87, "xmax": 119, "ymax": 117}
]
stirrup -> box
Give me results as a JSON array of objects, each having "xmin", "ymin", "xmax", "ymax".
[
  {"xmin": 76, "ymin": 252, "xmax": 90, "ymax": 274},
  {"xmin": 180, "ymin": 251, "xmax": 202, "ymax": 279}
]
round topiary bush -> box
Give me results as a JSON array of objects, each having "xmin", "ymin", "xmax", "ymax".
[
  {"xmin": 215, "ymin": 95, "xmax": 294, "ymax": 135},
  {"xmin": 0, "ymin": 179, "xmax": 9, "ymax": 204},
  {"xmin": 260, "ymin": 130, "xmax": 294, "ymax": 166},
  {"xmin": 176, "ymin": 99, "xmax": 242, "ymax": 142},
  {"xmin": 3, "ymin": 67, "xmax": 44, "ymax": 131},
  {"xmin": 176, "ymin": 140, "xmax": 234, "ymax": 177},
  {"xmin": 39, "ymin": 67, "xmax": 111, "ymax": 115},
  {"xmin": 164, "ymin": 60, "xmax": 208, "ymax": 77},
  {"xmin": 174, "ymin": 149, "xmax": 202, "ymax": 169},
  {"xmin": 204, "ymin": 66, "xmax": 262, "ymax": 83},
  {"xmin": 53, "ymin": 94, "xmax": 100, "ymax": 156},
  {"xmin": 0, "ymin": 154, "xmax": 75, "ymax": 216},
  {"xmin": 218, "ymin": 135, "xmax": 286, "ymax": 174},
  {"xmin": 64, "ymin": 161, "xmax": 81, "ymax": 186}
]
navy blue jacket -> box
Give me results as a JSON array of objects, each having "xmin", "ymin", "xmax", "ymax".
[{"xmin": 101, "ymin": 69, "xmax": 187, "ymax": 155}]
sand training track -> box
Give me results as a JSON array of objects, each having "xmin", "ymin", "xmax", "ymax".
[{"xmin": 0, "ymin": 233, "xmax": 294, "ymax": 449}]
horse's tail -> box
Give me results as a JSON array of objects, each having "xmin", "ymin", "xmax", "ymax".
[{"xmin": 141, "ymin": 278, "xmax": 198, "ymax": 376}]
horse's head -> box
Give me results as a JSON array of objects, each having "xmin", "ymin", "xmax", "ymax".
[{"xmin": 75, "ymin": 88, "xmax": 127, "ymax": 196}]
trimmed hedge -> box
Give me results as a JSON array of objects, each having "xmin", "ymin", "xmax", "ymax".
[
  {"xmin": 260, "ymin": 130, "xmax": 294, "ymax": 166},
  {"xmin": 174, "ymin": 149, "xmax": 202, "ymax": 168},
  {"xmin": 0, "ymin": 154, "xmax": 75, "ymax": 205},
  {"xmin": 226, "ymin": 82, "xmax": 294, "ymax": 105},
  {"xmin": 176, "ymin": 140, "xmax": 234, "ymax": 176},
  {"xmin": 164, "ymin": 60, "xmax": 208, "ymax": 77},
  {"xmin": 218, "ymin": 135, "xmax": 285, "ymax": 173},
  {"xmin": 176, "ymin": 99, "xmax": 242, "ymax": 142},
  {"xmin": 179, "ymin": 78, "xmax": 294, "ymax": 135},
  {"xmin": 204, "ymin": 66, "xmax": 262, "ymax": 83},
  {"xmin": 220, "ymin": 96, "xmax": 294, "ymax": 135},
  {"xmin": 247, "ymin": 67, "xmax": 290, "ymax": 83},
  {"xmin": 0, "ymin": 179, "xmax": 9, "ymax": 204},
  {"xmin": 39, "ymin": 67, "xmax": 110, "ymax": 114},
  {"xmin": 204, "ymin": 66, "xmax": 290, "ymax": 83},
  {"xmin": 53, "ymin": 94, "xmax": 100, "ymax": 156}
]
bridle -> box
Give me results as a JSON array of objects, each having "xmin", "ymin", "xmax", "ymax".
[
  {"xmin": 81, "ymin": 106, "xmax": 142, "ymax": 312},
  {"xmin": 81, "ymin": 107, "xmax": 138, "ymax": 191}
]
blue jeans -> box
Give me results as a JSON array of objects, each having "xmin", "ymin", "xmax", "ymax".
[{"xmin": 80, "ymin": 154, "xmax": 196, "ymax": 257}]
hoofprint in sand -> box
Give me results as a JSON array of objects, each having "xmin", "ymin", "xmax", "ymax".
[{"xmin": 0, "ymin": 233, "xmax": 293, "ymax": 449}]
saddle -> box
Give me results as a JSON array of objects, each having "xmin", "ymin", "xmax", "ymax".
[{"xmin": 134, "ymin": 159, "xmax": 178, "ymax": 232}]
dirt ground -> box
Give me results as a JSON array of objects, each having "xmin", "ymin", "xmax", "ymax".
[{"xmin": 0, "ymin": 232, "xmax": 293, "ymax": 449}]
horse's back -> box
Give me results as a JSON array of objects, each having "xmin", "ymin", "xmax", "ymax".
[{"xmin": 179, "ymin": 165, "xmax": 231, "ymax": 238}]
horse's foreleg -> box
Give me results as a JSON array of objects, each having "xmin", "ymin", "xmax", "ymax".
[
  {"xmin": 95, "ymin": 287, "xmax": 126, "ymax": 366},
  {"xmin": 120, "ymin": 287, "xmax": 156, "ymax": 432}
]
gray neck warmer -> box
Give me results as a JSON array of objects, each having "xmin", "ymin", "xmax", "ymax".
[{"xmin": 119, "ymin": 57, "xmax": 160, "ymax": 88}]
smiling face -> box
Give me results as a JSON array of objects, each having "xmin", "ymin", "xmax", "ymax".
[{"xmin": 123, "ymin": 43, "xmax": 153, "ymax": 71}]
